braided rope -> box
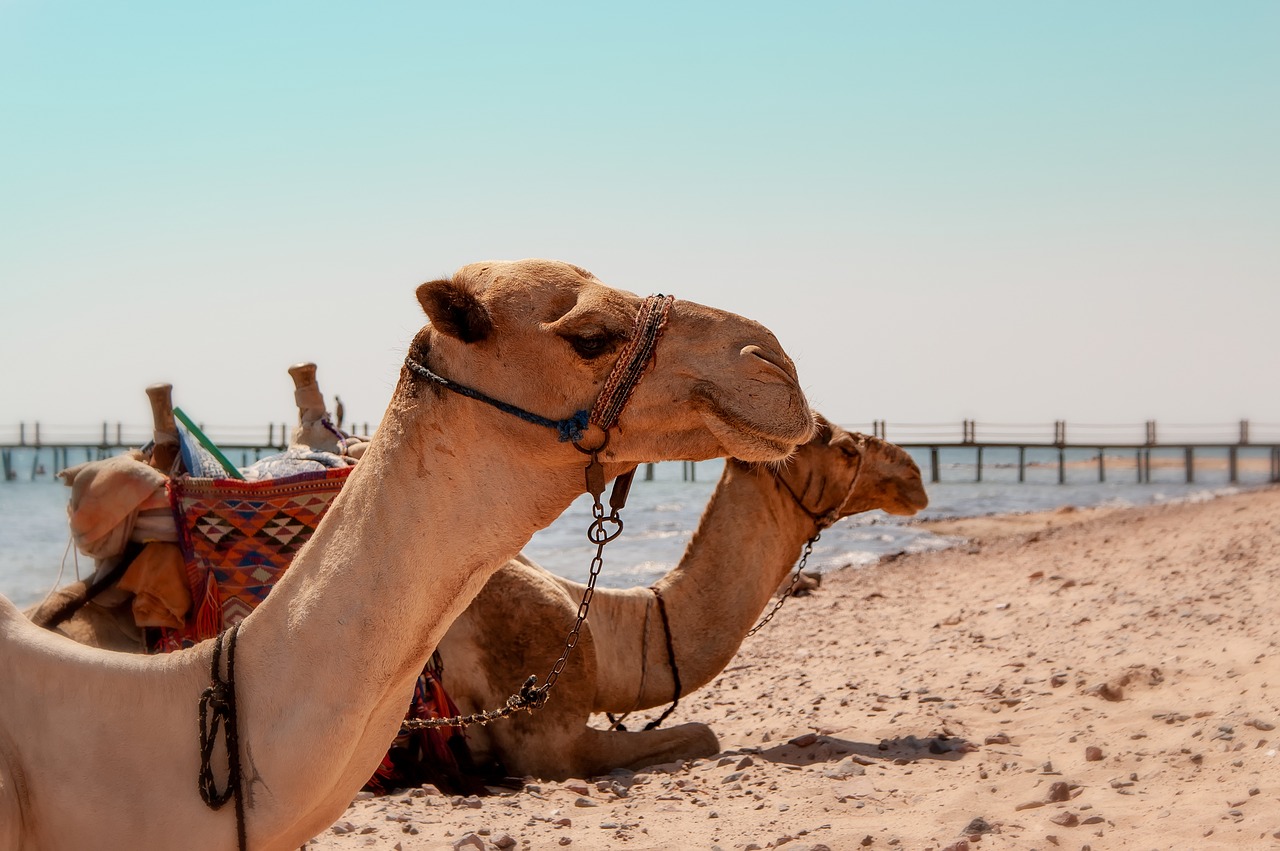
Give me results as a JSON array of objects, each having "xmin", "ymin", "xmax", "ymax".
[
  {"xmin": 589, "ymin": 294, "xmax": 674, "ymax": 431},
  {"xmin": 197, "ymin": 623, "xmax": 247, "ymax": 851}
]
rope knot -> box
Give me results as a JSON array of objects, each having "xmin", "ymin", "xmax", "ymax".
[
  {"xmin": 556, "ymin": 410, "xmax": 590, "ymax": 443},
  {"xmin": 516, "ymin": 675, "xmax": 550, "ymax": 712}
]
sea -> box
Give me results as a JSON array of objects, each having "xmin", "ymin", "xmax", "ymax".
[{"xmin": 2, "ymin": 445, "xmax": 1273, "ymax": 609}]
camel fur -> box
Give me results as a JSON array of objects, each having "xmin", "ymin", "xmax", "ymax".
[{"xmin": 0, "ymin": 259, "xmax": 814, "ymax": 851}]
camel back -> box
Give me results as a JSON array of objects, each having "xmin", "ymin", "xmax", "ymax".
[{"xmin": 154, "ymin": 467, "xmax": 354, "ymax": 652}]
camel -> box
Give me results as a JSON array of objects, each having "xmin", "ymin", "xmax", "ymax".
[
  {"xmin": 0, "ymin": 259, "xmax": 814, "ymax": 851},
  {"xmin": 432, "ymin": 416, "xmax": 928, "ymax": 780},
  {"xmin": 27, "ymin": 390, "xmax": 924, "ymax": 784}
]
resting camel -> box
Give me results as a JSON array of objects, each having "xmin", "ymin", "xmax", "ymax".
[
  {"xmin": 0, "ymin": 259, "xmax": 814, "ymax": 851},
  {"xmin": 27, "ymin": 390, "xmax": 924, "ymax": 784},
  {"xmin": 435, "ymin": 416, "xmax": 927, "ymax": 780}
]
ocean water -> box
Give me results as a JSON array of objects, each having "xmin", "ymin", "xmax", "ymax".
[{"xmin": 1, "ymin": 447, "xmax": 1272, "ymax": 608}]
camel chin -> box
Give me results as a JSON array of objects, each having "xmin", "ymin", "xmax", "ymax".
[{"xmin": 692, "ymin": 395, "xmax": 814, "ymax": 463}]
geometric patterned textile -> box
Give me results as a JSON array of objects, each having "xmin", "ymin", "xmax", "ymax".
[{"xmin": 154, "ymin": 466, "xmax": 354, "ymax": 652}]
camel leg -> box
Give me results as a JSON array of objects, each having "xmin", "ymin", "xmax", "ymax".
[{"xmin": 568, "ymin": 722, "xmax": 721, "ymax": 777}]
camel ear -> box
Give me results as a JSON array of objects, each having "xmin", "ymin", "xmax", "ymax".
[{"xmin": 417, "ymin": 278, "xmax": 493, "ymax": 344}]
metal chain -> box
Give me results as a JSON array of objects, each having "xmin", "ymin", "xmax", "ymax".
[
  {"xmin": 401, "ymin": 459, "xmax": 627, "ymax": 731},
  {"xmin": 746, "ymin": 532, "xmax": 820, "ymax": 637}
]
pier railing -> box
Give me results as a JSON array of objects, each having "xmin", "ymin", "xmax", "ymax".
[
  {"xmin": 3, "ymin": 420, "xmax": 1279, "ymax": 485},
  {"xmin": 840, "ymin": 420, "xmax": 1280, "ymax": 485}
]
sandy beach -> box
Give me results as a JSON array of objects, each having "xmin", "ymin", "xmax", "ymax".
[{"xmin": 307, "ymin": 486, "xmax": 1280, "ymax": 851}]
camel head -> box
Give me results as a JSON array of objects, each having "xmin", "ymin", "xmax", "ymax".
[
  {"xmin": 402, "ymin": 259, "xmax": 814, "ymax": 467},
  {"xmin": 771, "ymin": 415, "xmax": 929, "ymax": 524}
]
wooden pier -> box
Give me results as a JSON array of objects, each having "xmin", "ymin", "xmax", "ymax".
[
  {"xmin": 4, "ymin": 419, "xmax": 1279, "ymax": 486},
  {"xmin": 1, "ymin": 421, "xmax": 371, "ymax": 482},
  {"xmin": 860, "ymin": 419, "xmax": 1280, "ymax": 486}
]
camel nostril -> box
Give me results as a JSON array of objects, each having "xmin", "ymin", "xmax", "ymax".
[{"xmin": 740, "ymin": 344, "xmax": 793, "ymax": 379}]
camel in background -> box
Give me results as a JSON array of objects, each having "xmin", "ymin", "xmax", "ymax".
[{"xmin": 440, "ymin": 417, "xmax": 927, "ymax": 779}]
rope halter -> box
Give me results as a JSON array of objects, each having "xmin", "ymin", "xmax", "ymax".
[{"xmin": 405, "ymin": 293, "xmax": 674, "ymax": 456}]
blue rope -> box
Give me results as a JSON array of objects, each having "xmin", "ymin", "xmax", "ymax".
[{"xmin": 405, "ymin": 359, "xmax": 590, "ymax": 443}]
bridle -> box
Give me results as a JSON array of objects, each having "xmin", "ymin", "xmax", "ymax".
[
  {"xmin": 196, "ymin": 293, "xmax": 674, "ymax": 848},
  {"xmin": 398, "ymin": 293, "xmax": 675, "ymax": 728}
]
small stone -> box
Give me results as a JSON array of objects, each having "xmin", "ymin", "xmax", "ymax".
[
  {"xmin": 1046, "ymin": 781, "xmax": 1072, "ymax": 802},
  {"xmin": 330, "ymin": 822, "xmax": 355, "ymax": 835},
  {"xmin": 737, "ymin": 756, "xmax": 755, "ymax": 770},
  {"xmin": 1049, "ymin": 812, "xmax": 1079, "ymax": 827},
  {"xmin": 460, "ymin": 795, "xmax": 483, "ymax": 809},
  {"xmin": 790, "ymin": 732, "xmax": 819, "ymax": 748},
  {"xmin": 861, "ymin": 837, "xmax": 874, "ymax": 847},
  {"xmin": 573, "ymin": 796, "xmax": 598, "ymax": 808},
  {"xmin": 1081, "ymin": 815, "xmax": 1105, "ymax": 825},
  {"xmin": 493, "ymin": 837, "xmax": 517, "ymax": 850},
  {"xmin": 559, "ymin": 838, "xmax": 572, "ymax": 847},
  {"xmin": 962, "ymin": 818, "xmax": 992, "ymax": 835},
  {"xmin": 452, "ymin": 835, "xmax": 485, "ymax": 851},
  {"xmin": 1085, "ymin": 746, "xmax": 1104, "ymax": 761},
  {"xmin": 1245, "ymin": 719, "xmax": 1276, "ymax": 731},
  {"xmin": 566, "ymin": 782, "xmax": 590, "ymax": 795},
  {"xmin": 552, "ymin": 818, "xmax": 572, "ymax": 827},
  {"xmin": 940, "ymin": 842, "xmax": 970, "ymax": 851},
  {"xmin": 1015, "ymin": 801, "xmax": 1045, "ymax": 811},
  {"xmin": 984, "ymin": 733, "xmax": 1010, "ymax": 745}
]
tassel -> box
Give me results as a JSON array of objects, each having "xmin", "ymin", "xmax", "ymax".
[{"xmin": 195, "ymin": 572, "xmax": 222, "ymax": 641}]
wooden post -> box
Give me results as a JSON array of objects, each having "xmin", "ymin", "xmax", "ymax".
[
  {"xmin": 929, "ymin": 447, "xmax": 940, "ymax": 483},
  {"xmin": 1018, "ymin": 446, "xmax": 1026, "ymax": 482},
  {"xmin": 1058, "ymin": 447, "xmax": 1065, "ymax": 484},
  {"xmin": 1228, "ymin": 446, "xmax": 1238, "ymax": 484},
  {"xmin": 644, "ymin": 463, "xmax": 654, "ymax": 481},
  {"xmin": 975, "ymin": 446, "xmax": 983, "ymax": 482},
  {"xmin": 1185, "ymin": 447, "xmax": 1194, "ymax": 483},
  {"xmin": 2, "ymin": 448, "xmax": 11, "ymax": 482},
  {"xmin": 1098, "ymin": 449, "xmax": 1105, "ymax": 483}
]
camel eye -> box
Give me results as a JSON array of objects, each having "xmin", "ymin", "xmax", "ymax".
[{"xmin": 567, "ymin": 333, "xmax": 614, "ymax": 360}]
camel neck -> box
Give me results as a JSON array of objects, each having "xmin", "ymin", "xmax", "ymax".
[
  {"xmin": 629, "ymin": 462, "xmax": 817, "ymax": 704},
  {"xmin": 227, "ymin": 388, "xmax": 584, "ymax": 843}
]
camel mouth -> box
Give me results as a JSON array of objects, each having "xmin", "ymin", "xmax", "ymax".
[{"xmin": 692, "ymin": 388, "xmax": 814, "ymax": 463}]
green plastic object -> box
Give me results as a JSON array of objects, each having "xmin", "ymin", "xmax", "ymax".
[{"xmin": 172, "ymin": 406, "xmax": 245, "ymax": 480}]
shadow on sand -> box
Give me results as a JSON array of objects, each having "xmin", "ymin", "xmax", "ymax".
[{"xmin": 754, "ymin": 733, "xmax": 974, "ymax": 768}]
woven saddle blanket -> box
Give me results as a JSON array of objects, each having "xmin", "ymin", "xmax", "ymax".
[{"xmin": 156, "ymin": 467, "xmax": 485, "ymax": 794}]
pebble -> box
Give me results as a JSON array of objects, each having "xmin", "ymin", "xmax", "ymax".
[
  {"xmin": 1046, "ymin": 781, "xmax": 1072, "ymax": 802},
  {"xmin": 573, "ymin": 797, "xmax": 598, "ymax": 808},
  {"xmin": 790, "ymin": 732, "xmax": 819, "ymax": 748},
  {"xmin": 493, "ymin": 836, "xmax": 517, "ymax": 849},
  {"xmin": 1049, "ymin": 812, "xmax": 1079, "ymax": 827},
  {"xmin": 1085, "ymin": 746, "xmax": 1104, "ymax": 761},
  {"xmin": 451, "ymin": 834, "xmax": 485, "ymax": 851}
]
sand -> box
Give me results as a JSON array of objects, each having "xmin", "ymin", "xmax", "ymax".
[{"xmin": 307, "ymin": 486, "xmax": 1280, "ymax": 851}]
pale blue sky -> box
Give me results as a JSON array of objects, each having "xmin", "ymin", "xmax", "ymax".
[{"xmin": 2, "ymin": 1, "xmax": 1277, "ymax": 437}]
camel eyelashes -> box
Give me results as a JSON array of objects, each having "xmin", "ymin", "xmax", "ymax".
[{"xmin": 564, "ymin": 332, "xmax": 618, "ymax": 360}]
